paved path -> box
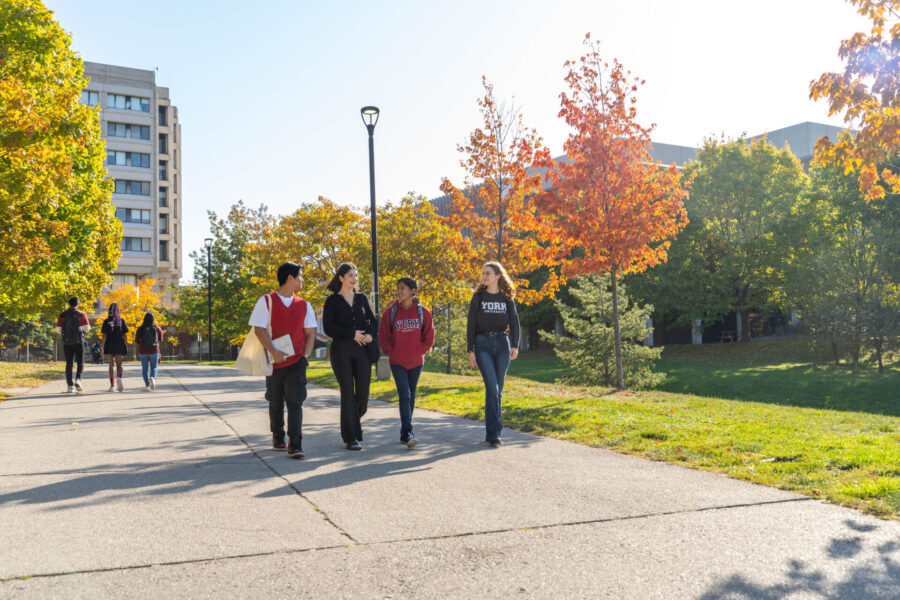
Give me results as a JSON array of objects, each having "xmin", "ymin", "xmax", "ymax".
[{"xmin": 1, "ymin": 364, "xmax": 898, "ymax": 599}]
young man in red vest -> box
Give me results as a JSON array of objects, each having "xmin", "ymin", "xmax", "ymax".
[{"xmin": 249, "ymin": 262, "xmax": 317, "ymax": 458}]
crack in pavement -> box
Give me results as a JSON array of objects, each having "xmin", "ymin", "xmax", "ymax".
[
  {"xmin": 163, "ymin": 369, "xmax": 358, "ymax": 545},
  {"xmin": 0, "ymin": 461, "xmax": 257, "ymax": 477},
  {"xmin": 0, "ymin": 496, "xmax": 815, "ymax": 583}
]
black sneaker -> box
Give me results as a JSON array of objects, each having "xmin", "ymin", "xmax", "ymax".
[
  {"xmin": 488, "ymin": 438, "xmax": 502, "ymax": 447},
  {"xmin": 273, "ymin": 433, "xmax": 286, "ymax": 451},
  {"xmin": 346, "ymin": 440, "xmax": 362, "ymax": 451},
  {"xmin": 287, "ymin": 441, "xmax": 304, "ymax": 459}
]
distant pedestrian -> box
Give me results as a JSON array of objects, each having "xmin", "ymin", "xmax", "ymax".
[
  {"xmin": 135, "ymin": 312, "xmax": 164, "ymax": 391},
  {"xmin": 378, "ymin": 277, "xmax": 434, "ymax": 448},
  {"xmin": 56, "ymin": 297, "xmax": 91, "ymax": 393},
  {"xmin": 249, "ymin": 262, "xmax": 317, "ymax": 459},
  {"xmin": 323, "ymin": 263, "xmax": 378, "ymax": 451},
  {"xmin": 467, "ymin": 262, "xmax": 520, "ymax": 447},
  {"xmin": 101, "ymin": 302, "xmax": 129, "ymax": 392}
]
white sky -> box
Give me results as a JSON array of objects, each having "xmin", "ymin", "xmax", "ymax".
[{"xmin": 45, "ymin": 0, "xmax": 867, "ymax": 282}]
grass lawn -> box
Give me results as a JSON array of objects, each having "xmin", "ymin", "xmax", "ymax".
[
  {"xmin": 305, "ymin": 343, "xmax": 900, "ymax": 519},
  {"xmin": 0, "ymin": 361, "xmax": 65, "ymax": 400}
]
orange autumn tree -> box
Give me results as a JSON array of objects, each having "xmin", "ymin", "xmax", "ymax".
[
  {"xmin": 532, "ymin": 35, "xmax": 691, "ymax": 390},
  {"xmin": 440, "ymin": 77, "xmax": 559, "ymax": 304},
  {"xmin": 810, "ymin": 0, "xmax": 900, "ymax": 202},
  {"xmin": 96, "ymin": 278, "xmax": 166, "ymax": 346}
]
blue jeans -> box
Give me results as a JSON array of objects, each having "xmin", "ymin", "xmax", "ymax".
[
  {"xmin": 139, "ymin": 353, "xmax": 159, "ymax": 386},
  {"xmin": 390, "ymin": 364, "xmax": 423, "ymax": 441},
  {"xmin": 474, "ymin": 333, "xmax": 510, "ymax": 442}
]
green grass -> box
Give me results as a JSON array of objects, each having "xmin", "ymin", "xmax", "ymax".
[
  {"xmin": 0, "ymin": 361, "xmax": 65, "ymax": 400},
  {"xmin": 306, "ymin": 349, "xmax": 900, "ymax": 519}
]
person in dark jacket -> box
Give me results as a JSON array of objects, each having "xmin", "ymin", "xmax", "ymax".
[
  {"xmin": 323, "ymin": 263, "xmax": 378, "ymax": 451},
  {"xmin": 378, "ymin": 277, "xmax": 435, "ymax": 448},
  {"xmin": 56, "ymin": 297, "xmax": 91, "ymax": 393},
  {"xmin": 135, "ymin": 312, "xmax": 164, "ymax": 391},
  {"xmin": 466, "ymin": 262, "xmax": 520, "ymax": 447},
  {"xmin": 101, "ymin": 302, "xmax": 129, "ymax": 392}
]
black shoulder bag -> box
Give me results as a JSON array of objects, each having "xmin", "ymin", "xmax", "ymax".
[{"xmin": 361, "ymin": 294, "xmax": 381, "ymax": 363}]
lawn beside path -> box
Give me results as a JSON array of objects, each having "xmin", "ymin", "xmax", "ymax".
[
  {"xmin": 0, "ymin": 361, "xmax": 64, "ymax": 401},
  {"xmin": 303, "ymin": 344, "xmax": 900, "ymax": 520}
]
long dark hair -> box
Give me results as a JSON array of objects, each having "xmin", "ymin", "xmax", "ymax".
[
  {"xmin": 475, "ymin": 262, "xmax": 516, "ymax": 300},
  {"xmin": 327, "ymin": 263, "xmax": 358, "ymax": 294},
  {"xmin": 108, "ymin": 302, "xmax": 123, "ymax": 329}
]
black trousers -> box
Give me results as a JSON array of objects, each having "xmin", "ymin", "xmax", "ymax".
[
  {"xmin": 330, "ymin": 340, "xmax": 371, "ymax": 443},
  {"xmin": 265, "ymin": 357, "xmax": 307, "ymax": 444},
  {"xmin": 63, "ymin": 343, "xmax": 84, "ymax": 386}
]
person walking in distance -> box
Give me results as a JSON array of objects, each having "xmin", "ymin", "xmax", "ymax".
[
  {"xmin": 323, "ymin": 263, "xmax": 378, "ymax": 451},
  {"xmin": 249, "ymin": 262, "xmax": 317, "ymax": 459},
  {"xmin": 378, "ymin": 277, "xmax": 434, "ymax": 448},
  {"xmin": 101, "ymin": 302, "xmax": 129, "ymax": 392},
  {"xmin": 56, "ymin": 297, "xmax": 91, "ymax": 393},
  {"xmin": 467, "ymin": 262, "xmax": 520, "ymax": 447},
  {"xmin": 135, "ymin": 312, "xmax": 164, "ymax": 391}
]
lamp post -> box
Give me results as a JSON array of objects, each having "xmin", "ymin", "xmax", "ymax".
[
  {"xmin": 361, "ymin": 106, "xmax": 380, "ymax": 315},
  {"xmin": 204, "ymin": 237, "xmax": 213, "ymax": 362}
]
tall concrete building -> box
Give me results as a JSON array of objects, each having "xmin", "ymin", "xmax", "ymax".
[{"xmin": 81, "ymin": 61, "xmax": 182, "ymax": 307}]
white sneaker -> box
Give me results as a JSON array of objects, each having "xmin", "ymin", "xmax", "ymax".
[
  {"xmin": 66, "ymin": 386, "xmax": 75, "ymax": 393},
  {"xmin": 107, "ymin": 385, "xmax": 116, "ymax": 392},
  {"xmin": 116, "ymin": 378, "xmax": 124, "ymax": 392},
  {"xmin": 144, "ymin": 386, "xmax": 151, "ymax": 392},
  {"xmin": 407, "ymin": 437, "xmax": 418, "ymax": 449},
  {"xmin": 74, "ymin": 379, "xmax": 84, "ymax": 392},
  {"xmin": 149, "ymin": 377, "xmax": 156, "ymax": 390}
]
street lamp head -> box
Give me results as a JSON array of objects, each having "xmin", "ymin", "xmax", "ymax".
[
  {"xmin": 360, "ymin": 106, "xmax": 380, "ymax": 128},
  {"xmin": 204, "ymin": 237, "xmax": 213, "ymax": 249}
]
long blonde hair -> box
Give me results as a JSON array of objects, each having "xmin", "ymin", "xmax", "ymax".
[{"xmin": 475, "ymin": 262, "xmax": 516, "ymax": 300}]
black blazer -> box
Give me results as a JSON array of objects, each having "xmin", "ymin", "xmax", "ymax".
[{"xmin": 323, "ymin": 292, "xmax": 378, "ymax": 340}]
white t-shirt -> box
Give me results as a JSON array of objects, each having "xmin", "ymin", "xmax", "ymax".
[{"xmin": 249, "ymin": 294, "xmax": 317, "ymax": 329}]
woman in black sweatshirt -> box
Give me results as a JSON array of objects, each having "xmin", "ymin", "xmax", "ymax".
[
  {"xmin": 467, "ymin": 262, "xmax": 520, "ymax": 447},
  {"xmin": 323, "ymin": 263, "xmax": 378, "ymax": 450}
]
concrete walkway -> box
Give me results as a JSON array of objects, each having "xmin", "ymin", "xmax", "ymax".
[{"xmin": 1, "ymin": 363, "xmax": 898, "ymax": 599}]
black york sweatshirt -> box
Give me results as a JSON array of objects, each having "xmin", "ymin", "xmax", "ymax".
[{"xmin": 466, "ymin": 291, "xmax": 520, "ymax": 352}]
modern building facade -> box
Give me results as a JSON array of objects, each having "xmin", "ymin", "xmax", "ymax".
[{"xmin": 81, "ymin": 61, "xmax": 182, "ymax": 308}]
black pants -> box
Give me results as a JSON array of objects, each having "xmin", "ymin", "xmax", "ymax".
[
  {"xmin": 265, "ymin": 357, "xmax": 308, "ymax": 444},
  {"xmin": 63, "ymin": 343, "xmax": 84, "ymax": 386},
  {"xmin": 330, "ymin": 340, "xmax": 371, "ymax": 443}
]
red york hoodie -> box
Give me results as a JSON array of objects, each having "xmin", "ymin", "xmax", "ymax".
[{"xmin": 378, "ymin": 300, "xmax": 435, "ymax": 369}]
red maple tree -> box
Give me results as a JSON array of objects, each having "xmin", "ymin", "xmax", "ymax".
[{"xmin": 531, "ymin": 34, "xmax": 692, "ymax": 389}]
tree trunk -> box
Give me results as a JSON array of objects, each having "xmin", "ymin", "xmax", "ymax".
[
  {"xmin": 830, "ymin": 339, "xmax": 840, "ymax": 367},
  {"xmin": 446, "ymin": 303, "xmax": 452, "ymax": 375},
  {"xmin": 874, "ymin": 337, "xmax": 884, "ymax": 374},
  {"xmin": 610, "ymin": 271, "xmax": 625, "ymax": 390},
  {"xmin": 739, "ymin": 309, "xmax": 752, "ymax": 342}
]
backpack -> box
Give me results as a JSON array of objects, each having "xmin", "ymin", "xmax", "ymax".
[
  {"xmin": 62, "ymin": 311, "xmax": 81, "ymax": 345},
  {"xmin": 141, "ymin": 325, "xmax": 158, "ymax": 351},
  {"xmin": 389, "ymin": 302, "xmax": 425, "ymax": 333}
]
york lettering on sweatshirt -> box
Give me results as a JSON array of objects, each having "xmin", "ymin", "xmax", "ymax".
[
  {"xmin": 394, "ymin": 318, "xmax": 421, "ymax": 332},
  {"xmin": 481, "ymin": 301, "xmax": 507, "ymax": 314}
]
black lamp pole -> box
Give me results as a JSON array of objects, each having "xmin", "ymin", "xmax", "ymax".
[
  {"xmin": 361, "ymin": 106, "xmax": 381, "ymax": 315},
  {"xmin": 204, "ymin": 238, "xmax": 213, "ymax": 362}
]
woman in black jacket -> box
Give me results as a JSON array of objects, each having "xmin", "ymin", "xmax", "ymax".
[{"xmin": 323, "ymin": 263, "xmax": 378, "ymax": 450}]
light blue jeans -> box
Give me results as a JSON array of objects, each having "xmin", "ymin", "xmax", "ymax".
[{"xmin": 139, "ymin": 353, "xmax": 159, "ymax": 386}]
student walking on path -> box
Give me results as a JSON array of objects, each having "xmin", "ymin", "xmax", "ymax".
[
  {"xmin": 467, "ymin": 262, "xmax": 520, "ymax": 447},
  {"xmin": 378, "ymin": 277, "xmax": 434, "ymax": 448},
  {"xmin": 135, "ymin": 313, "xmax": 165, "ymax": 391},
  {"xmin": 101, "ymin": 303, "xmax": 129, "ymax": 392},
  {"xmin": 249, "ymin": 262, "xmax": 317, "ymax": 459},
  {"xmin": 56, "ymin": 297, "xmax": 91, "ymax": 393},
  {"xmin": 323, "ymin": 263, "xmax": 378, "ymax": 451}
]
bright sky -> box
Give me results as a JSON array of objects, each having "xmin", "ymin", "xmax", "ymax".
[{"xmin": 46, "ymin": 0, "xmax": 866, "ymax": 282}]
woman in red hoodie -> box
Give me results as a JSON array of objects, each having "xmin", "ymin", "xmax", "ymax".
[{"xmin": 378, "ymin": 277, "xmax": 435, "ymax": 448}]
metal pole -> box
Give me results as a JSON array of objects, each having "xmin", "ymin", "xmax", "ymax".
[
  {"xmin": 206, "ymin": 246, "xmax": 213, "ymax": 362},
  {"xmin": 367, "ymin": 124, "xmax": 379, "ymax": 316}
]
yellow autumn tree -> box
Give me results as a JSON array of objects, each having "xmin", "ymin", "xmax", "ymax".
[{"xmin": 96, "ymin": 278, "xmax": 166, "ymax": 345}]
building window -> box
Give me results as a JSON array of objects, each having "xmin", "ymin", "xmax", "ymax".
[
  {"xmin": 159, "ymin": 214, "xmax": 168, "ymax": 234},
  {"xmin": 115, "ymin": 208, "xmax": 151, "ymax": 224},
  {"xmin": 81, "ymin": 90, "xmax": 99, "ymax": 106},
  {"xmin": 107, "ymin": 122, "xmax": 150, "ymax": 140},
  {"xmin": 158, "ymin": 160, "xmax": 167, "ymax": 181},
  {"xmin": 158, "ymin": 133, "xmax": 167, "ymax": 154},
  {"xmin": 158, "ymin": 186, "xmax": 167, "ymax": 207},
  {"xmin": 112, "ymin": 274, "xmax": 138, "ymax": 287},
  {"xmin": 106, "ymin": 94, "xmax": 150, "ymax": 112},
  {"xmin": 113, "ymin": 179, "xmax": 151, "ymax": 196},
  {"xmin": 159, "ymin": 240, "xmax": 168, "ymax": 261},
  {"xmin": 121, "ymin": 237, "xmax": 151, "ymax": 253},
  {"xmin": 158, "ymin": 106, "xmax": 167, "ymax": 126},
  {"xmin": 107, "ymin": 151, "xmax": 150, "ymax": 168}
]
